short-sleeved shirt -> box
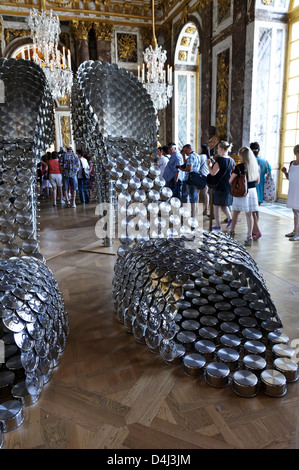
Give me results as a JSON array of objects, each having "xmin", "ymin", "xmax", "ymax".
[
  {"xmin": 60, "ymin": 150, "xmax": 80, "ymax": 178},
  {"xmin": 48, "ymin": 159, "xmax": 61, "ymax": 175},
  {"xmin": 233, "ymin": 163, "xmax": 256, "ymax": 189},
  {"xmin": 163, "ymin": 152, "xmax": 183, "ymax": 182},
  {"xmin": 186, "ymin": 152, "xmax": 209, "ymax": 177}
]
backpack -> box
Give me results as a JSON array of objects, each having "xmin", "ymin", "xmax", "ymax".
[{"xmin": 230, "ymin": 167, "xmax": 248, "ymax": 197}]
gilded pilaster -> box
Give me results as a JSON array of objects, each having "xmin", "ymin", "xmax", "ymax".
[
  {"xmin": 70, "ymin": 20, "xmax": 92, "ymax": 68},
  {"xmin": 93, "ymin": 23, "xmax": 113, "ymax": 63}
]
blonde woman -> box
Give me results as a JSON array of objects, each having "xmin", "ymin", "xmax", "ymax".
[
  {"xmin": 207, "ymin": 141, "xmax": 235, "ymax": 230},
  {"xmin": 229, "ymin": 146, "xmax": 260, "ymax": 246}
]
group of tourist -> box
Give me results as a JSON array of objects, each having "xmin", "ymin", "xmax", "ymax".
[
  {"xmin": 38, "ymin": 148, "xmax": 94, "ymax": 208},
  {"xmin": 158, "ymin": 139, "xmax": 299, "ymax": 246}
]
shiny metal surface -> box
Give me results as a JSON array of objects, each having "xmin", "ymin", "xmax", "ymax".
[
  {"xmin": 195, "ymin": 339, "xmax": 216, "ymax": 361},
  {"xmin": 12, "ymin": 381, "xmax": 40, "ymax": 407},
  {"xmin": 260, "ymin": 369, "xmax": 287, "ymax": 397},
  {"xmin": 183, "ymin": 353, "xmax": 206, "ymax": 376},
  {"xmin": 272, "ymin": 343, "xmax": 295, "ymax": 360},
  {"xmin": 243, "ymin": 354, "xmax": 266, "ymax": 374},
  {"xmin": 205, "ymin": 362, "xmax": 230, "ymax": 388},
  {"xmin": 244, "ymin": 340, "xmax": 266, "ymax": 357},
  {"xmin": 274, "ymin": 357, "xmax": 298, "ymax": 383},
  {"xmin": 0, "ymin": 400, "xmax": 25, "ymax": 432},
  {"xmin": 217, "ymin": 347, "xmax": 240, "ymax": 371},
  {"xmin": 232, "ymin": 370, "xmax": 258, "ymax": 397}
]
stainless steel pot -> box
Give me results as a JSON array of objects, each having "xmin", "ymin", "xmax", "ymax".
[
  {"xmin": 260, "ymin": 369, "xmax": 287, "ymax": 397},
  {"xmin": 183, "ymin": 353, "xmax": 206, "ymax": 377},
  {"xmin": 217, "ymin": 347, "xmax": 240, "ymax": 371},
  {"xmin": 195, "ymin": 339, "xmax": 216, "ymax": 361},
  {"xmin": 0, "ymin": 400, "xmax": 25, "ymax": 432},
  {"xmin": 205, "ymin": 361, "xmax": 230, "ymax": 388},
  {"xmin": 232, "ymin": 369, "xmax": 258, "ymax": 397},
  {"xmin": 273, "ymin": 357, "xmax": 298, "ymax": 383}
]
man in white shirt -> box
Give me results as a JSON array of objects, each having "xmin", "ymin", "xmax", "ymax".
[
  {"xmin": 157, "ymin": 146, "xmax": 169, "ymax": 177},
  {"xmin": 77, "ymin": 149, "xmax": 90, "ymax": 204}
]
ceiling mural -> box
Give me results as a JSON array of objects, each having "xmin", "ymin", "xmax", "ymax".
[{"xmin": 0, "ymin": 0, "xmax": 213, "ymax": 26}]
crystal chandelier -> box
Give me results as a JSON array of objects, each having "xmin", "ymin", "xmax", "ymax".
[
  {"xmin": 138, "ymin": 0, "xmax": 173, "ymax": 115},
  {"xmin": 28, "ymin": 7, "xmax": 73, "ymax": 101}
]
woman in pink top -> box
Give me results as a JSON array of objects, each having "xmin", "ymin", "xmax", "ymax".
[{"xmin": 48, "ymin": 151, "xmax": 63, "ymax": 206}]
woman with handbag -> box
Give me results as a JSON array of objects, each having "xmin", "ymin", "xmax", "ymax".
[
  {"xmin": 229, "ymin": 146, "xmax": 260, "ymax": 246},
  {"xmin": 207, "ymin": 141, "xmax": 235, "ymax": 230},
  {"xmin": 281, "ymin": 144, "xmax": 299, "ymax": 241}
]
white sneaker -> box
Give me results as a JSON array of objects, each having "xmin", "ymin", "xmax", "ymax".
[{"xmin": 72, "ymin": 203, "xmax": 76, "ymax": 208}]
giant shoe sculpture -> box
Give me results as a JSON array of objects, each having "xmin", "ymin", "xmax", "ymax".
[
  {"xmin": 71, "ymin": 60, "xmax": 298, "ymax": 401},
  {"xmin": 0, "ymin": 59, "xmax": 68, "ymax": 440}
]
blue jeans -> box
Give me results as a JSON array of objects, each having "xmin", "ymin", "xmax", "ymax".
[
  {"xmin": 169, "ymin": 178, "xmax": 182, "ymax": 200},
  {"xmin": 181, "ymin": 180, "xmax": 189, "ymax": 203},
  {"xmin": 187, "ymin": 184, "xmax": 198, "ymax": 203},
  {"xmin": 78, "ymin": 178, "xmax": 89, "ymax": 203}
]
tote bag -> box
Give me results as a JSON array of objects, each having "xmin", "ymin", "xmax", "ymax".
[{"xmin": 263, "ymin": 162, "xmax": 275, "ymax": 202}]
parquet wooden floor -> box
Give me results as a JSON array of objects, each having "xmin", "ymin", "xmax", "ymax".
[{"xmin": 2, "ymin": 199, "xmax": 299, "ymax": 450}]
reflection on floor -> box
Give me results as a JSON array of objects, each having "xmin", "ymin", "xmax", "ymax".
[{"xmin": 2, "ymin": 199, "xmax": 299, "ymax": 450}]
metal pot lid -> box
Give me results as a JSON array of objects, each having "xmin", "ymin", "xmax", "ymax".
[
  {"xmin": 25, "ymin": 368, "xmax": 43, "ymax": 396},
  {"xmin": 181, "ymin": 319, "xmax": 200, "ymax": 331},
  {"xmin": 220, "ymin": 333, "xmax": 241, "ymax": 348},
  {"xmin": 3, "ymin": 312, "xmax": 25, "ymax": 333},
  {"xmin": 0, "ymin": 400, "xmax": 23, "ymax": 421},
  {"xmin": 232, "ymin": 369, "xmax": 258, "ymax": 387},
  {"xmin": 230, "ymin": 298, "xmax": 247, "ymax": 307},
  {"xmin": 238, "ymin": 316, "xmax": 257, "ymax": 328},
  {"xmin": 234, "ymin": 307, "xmax": 252, "ymax": 317},
  {"xmin": 198, "ymin": 326, "xmax": 218, "ymax": 340},
  {"xmin": 176, "ymin": 330, "xmax": 196, "ymax": 344},
  {"xmin": 272, "ymin": 343, "xmax": 295, "ymax": 359},
  {"xmin": 21, "ymin": 349, "xmax": 39, "ymax": 372},
  {"xmin": 195, "ymin": 339, "xmax": 216, "ymax": 354},
  {"xmin": 217, "ymin": 311, "xmax": 235, "ymax": 322},
  {"xmin": 183, "ymin": 353, "xmax": 206, "ymax": 369},
  {"xmin": 16, "ymin": 304, "xmax": 37, "ymax": 323},
  {"xmin": 243, "ymin": 354, "xmax": 266, "ymax": 370},
  {"xmin": 26, "ymin": 321, "xmax": 45, "ymax": 340},
  {"xmin": 244, "ymin": 340, "xmax": 266, "ymax": 355},
  {"xmin": 217, "ymin": 347, "xmax": 239, "ymax": 363},
  {"xmin": 220, "ymin": 321, "xmax": 239, "ymax": 334},
  {"xmin": 206, "ymin": 361, "xmax": 230, "ymax": 378},
  {"xmin": 260, "ymin": 369, "xmax": 286, "ymax": 386},
  {"xmin": 182, "ymin": 308, "xmax": 200, "ymax": 319},
  {"xmin": 200, "ymin": 315, "xmax": 218, "ymax": 327},
  {"xmin": 274, "ymin": 357, "xmax": 298, "ymax": 373},
  {"xmin": 14, "ymin": 330, "xmax": 35, "ymax": 351},
  {"xmin": 268, "ymin": 331, "xmax": 289, "ymax": 345},
  {"xmin": 242, "ymin": 327, "xmax": 263, "ymax": 341},
  {"xmin": 261, "ymin": 320, "xmax": 282, "ymax": 332}
]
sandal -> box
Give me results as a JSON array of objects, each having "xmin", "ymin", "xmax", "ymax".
[
  {"xmin": 244, "ymin": 237, "xmax": 252, "ymax": 247},
  {"xmin": 252, "ymin": 231, "xmax": 262, "ymax": 240},
  {"xmin": 212, "ymin": 226, "xmax": 221, "ymax": 231},
  {"xmin": 289, "ymin": 235, "xmax": 299, "ymax": 241},
  {"xmin": 285, "ymin": 231, "xmax": 296, "ymax": 237},
  {"xmin": 225, "ymin": 219, "xmax": 232, "ymax": 230}
]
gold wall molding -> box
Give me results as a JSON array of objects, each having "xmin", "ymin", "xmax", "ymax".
[
  {"xmin": 216, "ymin": 49, "xmax": 229, "ymax": 140},
  {"xmin": 70, "ymin": 20, "xmax": 92, "ymax": 40},
  {"xmin": 4, "ymin": 28, "xmax": 30, "ymax": 45},
  {"xmin": 93, "ymin": 23, "xmax": 113, "ymax": 41}
]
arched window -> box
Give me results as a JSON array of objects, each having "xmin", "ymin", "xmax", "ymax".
[
  {"xmin": 279, "ymin": 0, "xmax": 299, "ymax": 198},
  {"xmin": 174, "ymin": 23, "xmax": 199, "ymax": 151}
]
